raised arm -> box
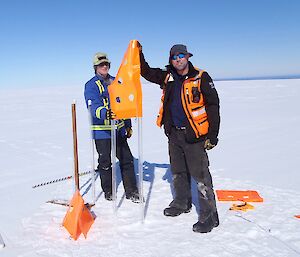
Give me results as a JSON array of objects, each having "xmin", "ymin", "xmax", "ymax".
[{"xmin": 140, "ymin": 51, "xmax": 167, "ymax": 86}]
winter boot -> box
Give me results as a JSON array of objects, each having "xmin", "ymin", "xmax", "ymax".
[
  {"xmin": 164, "ymin": 200, "xmax": 192, "ymax": 217},
  {"xmin": 192, "ymin": 214, "xmax": 214, "ymax": 233},
  {"xmin": 104, "ymin": 192, "xmax": 113, "ymax": 201},
  {"xmin": 164, "ymin": 206, "xmax": 191, "ymax": 217},
  {"xmin": 126, "ymin": 191, "xmax": 140, "ymax": 203}
]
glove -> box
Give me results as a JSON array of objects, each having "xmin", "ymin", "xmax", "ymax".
[
  {"xmin": 126, "ymin": 127, "xmax": 133, "ymax": 138},
  {"xmin": 106, "ymin": 109, "xmax": 116, "ymax": 120},
  {"xmin": 204, "ymin": 139, "xmax": 216, "ymax": 150}
]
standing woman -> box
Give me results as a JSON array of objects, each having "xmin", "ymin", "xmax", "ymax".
[{"xmin": 84, "ymin": 52, "xmax": 139, "ymax": 203}]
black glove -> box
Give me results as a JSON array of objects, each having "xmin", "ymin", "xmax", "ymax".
[
  {"xmin": 204, "ymin": 138, "xmax": 217, "ymax": 150},
  {"xmin": 106, "ymin": 109, "xmax": 116, "ymax": 120},
  {"xmin": 126, "ymin": 127, "xmax": 133, "ymax": 138}
]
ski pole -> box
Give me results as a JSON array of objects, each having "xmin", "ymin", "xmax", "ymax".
[
  {"xmin": 138, "ymin": 117, "xmax": 144, "ymax": 223},
  {"xmin": 32, "ymin": 170, "xmax": 91, "ymax": 189},
  {"xmin": 88, "ymin": 100, "xmax": 96, "ymax": 205},
  {"xmin": 111, "ymin": 119, "xmax": 117, "ymax": 215}
]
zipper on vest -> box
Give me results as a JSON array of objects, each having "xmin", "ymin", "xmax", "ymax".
[{"xmin": 182, "ymin": 84, "xmax": 200, "ymax": 138}]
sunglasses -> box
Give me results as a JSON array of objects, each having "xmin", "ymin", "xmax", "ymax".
[
  {"xmin": 99, "ymin": 62, "xmax": 110, "ymax": 67},
  {"xmin": 171, "ymin": 53, "xmax": 186, "ymax": 60}
]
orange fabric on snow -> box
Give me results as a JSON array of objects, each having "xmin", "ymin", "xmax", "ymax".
[
  {"xmin": 62, "ymin": 190, "xmax": 94, "ymax": 240},
  {"xmin": 216, "ymin": 190, "xmax": 263, "ymax": 202}
]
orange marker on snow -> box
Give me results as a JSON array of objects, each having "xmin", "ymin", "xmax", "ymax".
[
  {"xmin": 229, "ymin": 202, "xmax": 255, "ymax": 212},
  {"xmin": 216, "ymin": 190, "xmax": 263, "ymax": 202},
  {"xmin": 62, "ymin": 190, "xmax": 94, "ymax": 240}
]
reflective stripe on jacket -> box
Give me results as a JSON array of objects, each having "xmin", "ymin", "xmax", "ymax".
[{"xmin": 84, "ymin": 74, "xmax": 130, "ymax": 140}]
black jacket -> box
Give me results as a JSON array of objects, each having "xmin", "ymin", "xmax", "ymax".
[{"xmin": 140, "ymin": 52, "xmax": 220, "ymax": 144}]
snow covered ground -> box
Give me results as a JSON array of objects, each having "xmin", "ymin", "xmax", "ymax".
[{"xmin": 0, "ymin": 79, "xmax": 300, "ymax": 257}]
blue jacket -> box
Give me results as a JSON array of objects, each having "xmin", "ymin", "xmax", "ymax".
[{"xmin": 84, "ymin": 74, "xmax": 131, "ymax": 139}]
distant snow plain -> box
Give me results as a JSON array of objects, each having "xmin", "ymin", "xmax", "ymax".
[{"xmin": 0, "ymin": 78, "xmax": 299, "ymax": 257}]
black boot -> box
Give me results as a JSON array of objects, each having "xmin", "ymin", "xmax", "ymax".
[
  {"xmin": 163, "ymin": 206, "xmax": 191, "ymax": 217},
  {"xmin": 126, "ymin": 191, "xmax": 140, "ymax": 203},
  {"xmin": 192, "ymin": 215, "xmax": 214, "ymax": 233},
  {"xmin": 163, "ymin": 200, "xmax": 192, "ymax": 217},
  {"xmin": 104, "ymin": 192, "xmax": 113, "ymax": 201}
]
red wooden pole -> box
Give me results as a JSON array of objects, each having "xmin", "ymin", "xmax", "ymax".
[{"xmin": 72, "ymin": 102, "xmax": 79, "ymax": 190}]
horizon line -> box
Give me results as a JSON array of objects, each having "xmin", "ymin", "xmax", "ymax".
[{"xmin": 215, "ymin": 74, "xmax": 300, "ymax": 82}]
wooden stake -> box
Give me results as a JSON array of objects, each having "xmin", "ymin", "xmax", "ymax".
[
  {"xmin": 47, "ymin": 199, "xmax": 95, "ymax": 209},
  {"xmin": 72, "ymin": 102, "xmax": 79, "ymax": 191}
]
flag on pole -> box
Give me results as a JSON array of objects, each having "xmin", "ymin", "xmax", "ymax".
[
  {"xmin": 62, "ymin": 190, "xmax": 94, "ymax": 240},
  {"xmin": 108, "ymin": 40, "xmax": 142, "ymax": 119}
]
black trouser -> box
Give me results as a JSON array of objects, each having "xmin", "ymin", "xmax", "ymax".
[
  {"xmin": 95, "ymin": 136, "xmax": 137, "ymax": 197},
  {"xmin": 168, "ymin": 127, "xmax": 217, "ymax": 221}
]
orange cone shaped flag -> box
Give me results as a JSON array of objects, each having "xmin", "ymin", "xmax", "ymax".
[
  {"xmin": 108, "ymin": 40, "xmax": 142, "ymax": 119},
  {"xmin": 62, "ymin": 190, "xmax": 94, "ymax": 240},
  {"xmin": 216, "ymin": 190, "xmax": 263, "ymax": 202},
  {"xmin": 79, "ymin": 204, "xmax": 95, "ymax": 238}
]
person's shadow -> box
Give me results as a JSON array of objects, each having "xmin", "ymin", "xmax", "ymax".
[
  {"xmin": 81, "ymin": 164, "xmax": 123, "ymax": 202},
  {"xmin": 81, "ymin": 159, "xmax": 200, "ymax": 217},
  {"xmin": 141, "ymin": 160, "xmax": 169, "ymax": 217}
]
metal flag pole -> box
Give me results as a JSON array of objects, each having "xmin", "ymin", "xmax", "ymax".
[
  {"xmin": 88, "ymin": 100, "xmax": 96, "ymax": 205},
  {"xmin": 138, "ymin": 117, "xmax": 144, "ymax": 223},
  {"xmin": 111, "ymin": 119, "xmax": 117, "ymax": 215},
  {"xmin": 71, "ymin": 100, "xmax": 80, "ymax": 192}
]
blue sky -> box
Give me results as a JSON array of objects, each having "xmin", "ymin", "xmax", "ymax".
[{"xmin": 1, "ymin": 0, "xmax": 300, "ymax": 89}]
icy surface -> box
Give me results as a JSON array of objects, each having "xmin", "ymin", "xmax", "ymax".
[{"xmin": 0, "ymin": 79, "xmax": 300, "ymax": 256}]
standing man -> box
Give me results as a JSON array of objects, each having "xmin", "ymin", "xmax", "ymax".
[
  {"xmin": 84, "ymin": 52, "xmax": 139, "ymax": 203},
  {"xmin": 140, "ymin": 44, "xmax": 220, "ymax": 233}
]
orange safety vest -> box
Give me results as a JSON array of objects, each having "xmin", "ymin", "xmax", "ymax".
[{"xmin": 156, "ymin": 69, "xmax": 209, "ymax": 138}]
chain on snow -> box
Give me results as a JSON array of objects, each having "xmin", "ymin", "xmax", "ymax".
[{"xmin": 32, "ymin": 170, "xmax": 92, "ymax": 188}]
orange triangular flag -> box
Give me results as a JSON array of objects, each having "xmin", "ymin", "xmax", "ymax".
[
  {"xmin": 79, "ymin": 204, "xmax": 95, "ymax": 238},
  {"xmin": 108, "ymin": 39, "xmax": 142, "ymax": 119},
  {"xmin": 295, "ymin": 215, "xmax": 300, "ymax": 219},
  {"xmin": 62, "ymin": 190, "xmax": 94, "ymax": 240}
]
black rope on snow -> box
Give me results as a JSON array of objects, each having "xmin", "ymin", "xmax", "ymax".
[
  {"xmin": 32, "ymin": 170, "xmax": 92, "ymax": 188},
  {"xmin": 235, "ymin": 213, "xmax": 300, "ymax": 255}
]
